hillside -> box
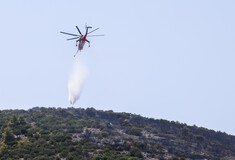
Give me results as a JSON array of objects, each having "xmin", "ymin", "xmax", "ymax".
[{"xmin": 0, "ymin": 107, "xmax": 234, "ymax": 160}]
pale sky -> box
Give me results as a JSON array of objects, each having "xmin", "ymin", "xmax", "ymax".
[{"xmin": 0, "ymin": 1, "xmax": 235, "ymax": 135}]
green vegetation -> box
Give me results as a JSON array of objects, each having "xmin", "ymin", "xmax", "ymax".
[{"xmin": 0, "ymin": 107, "xmax": 234, "ymax": 160}]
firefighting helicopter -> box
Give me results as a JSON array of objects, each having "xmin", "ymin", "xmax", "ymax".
[{"xmin": 60, "ymin": 25, "xmax": 104, "ymax": 57}]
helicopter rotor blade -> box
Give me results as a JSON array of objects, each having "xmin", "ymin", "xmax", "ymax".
[
  {"xmin": 87, "ymin": 35, "xmax": 104, "ymax": 37},
  {"xmin": 67, "ymin": 36, "xmax": 81, "ymax": 40},
  {"xmin": 76, "ymin": 26, "xmax": 82, "ymax": 35},
  {"xmin": 88, "ymin": 28, "xmax": 99, "ymax": 34},
  {"xmin": 60, "ymin": 31, "xmax": 79, "ymax": 36}
]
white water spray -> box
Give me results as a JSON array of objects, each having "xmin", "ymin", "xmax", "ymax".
[{"xmin": 68, "ymin": 59, "xmax": 88, "ymax": 104}]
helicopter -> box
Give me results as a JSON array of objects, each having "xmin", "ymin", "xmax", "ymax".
[{"xmin": 60, "ymin": 25, "xmax": 104, "ymax": 57}]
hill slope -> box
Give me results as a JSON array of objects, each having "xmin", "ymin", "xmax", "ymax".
[{"xmin": 0, "ymin": 107, "xmax": 234, "ymax": 160}]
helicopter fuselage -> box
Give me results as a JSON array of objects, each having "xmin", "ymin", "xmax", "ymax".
[{"xmin": 77, "ymin": 33, "xmax": 88, "ymax": 51}]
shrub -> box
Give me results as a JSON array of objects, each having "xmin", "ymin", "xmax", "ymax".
[{"xmin": 127, "ymin": 127, "xmax": 142, "ymax": 136}]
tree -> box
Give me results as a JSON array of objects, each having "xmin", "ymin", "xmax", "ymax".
[
  {"xmin": 129, "ymin": 147, "xmax": 143, "ymax": 158},
  {"xmin": 0, "ymin": 143, "xmax": 7, "ymax": 154},
  {"xmin": 9, "ymin": 115, "xmax": 18, "ymax": 127},
  {"xmin": 18, "ymin": 115, "xmax": 26, "ymax": 125},
  {"xmin": 1, "ymin": 127, "xmax": 16, "ymax": 146}
]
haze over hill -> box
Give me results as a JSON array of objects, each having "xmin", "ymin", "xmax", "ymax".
[{"xmin": 0, "ymin": 107, "xmax": 234, "ymax": 160}]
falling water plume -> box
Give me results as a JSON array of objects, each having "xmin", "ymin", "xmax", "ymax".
[{"xmin": 68, "ymin": 59, "xmax": 88, "ymax": 104}]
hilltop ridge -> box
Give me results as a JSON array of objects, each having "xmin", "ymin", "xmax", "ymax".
[{"xmin": 0, "ymin": 107, "xmax": 234, "ymax": 160}]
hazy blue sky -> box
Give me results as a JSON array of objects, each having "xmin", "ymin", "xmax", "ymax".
[{"xmin": 0, "ymin": 1, "xmax": 235, "ymax": 135}]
